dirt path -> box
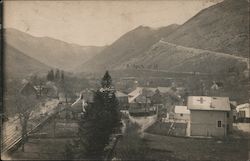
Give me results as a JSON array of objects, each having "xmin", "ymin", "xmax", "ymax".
[
  {"xmin": 159, "ymin": 40, "xmax": 249, "ymax": 67},
  {"xmin": 128, "ymin": 114, "xmax": 157, "ymax": 133}
]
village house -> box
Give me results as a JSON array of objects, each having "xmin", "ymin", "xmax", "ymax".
[
  {"xmin": 128, "ymin": 87, "xmax": 154, "ymax": 116},
  {"xmin": 174, "ymin": 105, "xmax": 190, "ymax": 122},
  {"xmin": 34, "ymin": 85, "xmax": 47, "ymax": 97},
  {"xmin": 127, "ymin": 86, "xmax": 181, "ymax": 116},
  {"xmin": 115, "ymin": 91, "xmax": 129, "ymax": 110},
  {"xmin": 236, "ymin": 103, "xmax": 250, "ymax": 122},
  {"xmin": 71, "ymin": 90, "xmax": 94, "ymax": 110},
  {"xmin": 187, "ymin": 96, "xmax": 232, "ymax": 137},
  {"xmin": 70, "ymin": 89, "xmax": 128, "ymax": 118},
  {"xmin": 20, "ymin": 82, "xmax": 37, "ymax": 98}
]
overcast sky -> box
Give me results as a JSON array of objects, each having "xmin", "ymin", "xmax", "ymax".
[{"xmin": 4, "ymin": 0, "xmax": 221, "ymax": 46}]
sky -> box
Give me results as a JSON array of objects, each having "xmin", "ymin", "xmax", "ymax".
[{"xmin": 4, "ymin": 0, "xmax": 221, "ymax": 46}]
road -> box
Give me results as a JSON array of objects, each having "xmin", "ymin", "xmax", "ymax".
[
  {"xmin": 159, "ymin": 40, "xmax": 249, "ymax": 68},
  {"xmin": 1, "ymin": 99, "xmax": 60, "ymax": 154},
  {"xmin": 128, "ymin": 114, "xmax": 157, "ymax": 134}
]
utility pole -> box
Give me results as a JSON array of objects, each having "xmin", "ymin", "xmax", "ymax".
[{"xmin": 53, "ymin": 116, "xmax": 56, "ymax": 137}]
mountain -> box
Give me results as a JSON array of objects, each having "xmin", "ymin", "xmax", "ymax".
[
  {"xmin": 4, "ymin": 44, "xmax": 51, "ymax": 79},
  {"xmin": 164, "ymin": 0, "xmax": 249, "ymax": 58},
  {"xmin": 5, "ymin": 28, "xmax": 105, "ymax": 71},
  {"xmin": 80, "ymin": 0, "xmax": 249, "ymax": 75},
  {"xmin": 79, "ymin": 24, "xmax": 179, "ymax": 72}
]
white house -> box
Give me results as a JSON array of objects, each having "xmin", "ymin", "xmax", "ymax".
[
  {"xmin": 187, "ymin": 96, "xmax": 231, "ymax": 137},
  {"xmin": 174, "ymin": 106, "xmax": 190, "ymax": 122},
  {"xmin": 236, "ymin": 103, "xmax": 250, "ymax": 122}
]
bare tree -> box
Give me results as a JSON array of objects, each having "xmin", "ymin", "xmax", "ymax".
[{"xmin": 14, "ymin": 93, "xmax": 38, "ymax": 152}]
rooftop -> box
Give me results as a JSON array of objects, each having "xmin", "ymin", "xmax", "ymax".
[
  {"xmin": 115, "ymin": 91, "xmax": 128, "ymax": 97},
  {"xmin": 175, "ymin": 106, "xmax": 190, "ymax": 114},
  {"xmin": 187, "ymin": 96, "xmax": 230, "ymax": 111},
  {"xmin": 236, "ymin": 103, "xmax": 250, "ymax": 110}
]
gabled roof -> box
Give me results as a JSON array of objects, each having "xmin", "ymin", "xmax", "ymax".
[
  {"xmin": 128, "ymin": 87, "xmax": 143, "ymax": 103},
  {"xmin": 134, "ymin": 95, "xmax": 151, "ymax": 104},
  {"xmin": 157, "ymin": 87, "xmax": 173, "ymax": 93},
  {"xmin": 128, "ymin": 86, "xmax": 180, "ymax": 103},
  {"xmin": 115, "ymin": 91, "xmax": 128, "ymax": 97},
  {"xmin": 236, "ymin": 103, "xmax": 250, "ymax": 111},
  {"xmin": 20, "ymin": 82, "xmax": 37, "ymax": 96},
  {"xmin": 128, "ymin": 87, "xmax": 156, "ymax": 103},
  {"xmin": 187, "ymin": 96, "xmax": 230, "ymax": 111}
]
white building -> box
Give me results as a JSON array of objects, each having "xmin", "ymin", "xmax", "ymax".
[
  {"xmin": 236, "ymin": 103, "xmax": 250, "ymax": 122},
  {"xmin": 174, "ymin": 106, "xmax": 190, "ymax": 122},
  {"xmin": 187, "ymin": 96, "xmax": 231, "ymax": 137}
]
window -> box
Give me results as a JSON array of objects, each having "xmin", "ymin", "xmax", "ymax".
[
  {"xmin": 226, "ymin": 112, "xmax": 229, "ymax": 118},
  {"xmin": 180, "ymin": 114, "xmax": 183, "ymax": 117},
  {"xmin": 217, "ymin": 121, "xmax": 222, "ymax": 127}
]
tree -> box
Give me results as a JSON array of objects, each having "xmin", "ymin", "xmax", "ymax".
[
  {"xmin": 46, "ymin": 70, "xmax": 50, "ymax": 81},
  {"xmin": 78, "ymin": 71, "xmax": 121, "ymax": 159},
  {"xmin": 101, "ymin": 71, "xmax": 112, "ymax": 88},
  {"xmin": 14, "ymin": 93, "xmax": 38, "ymax": 152},
  {"xmin": 46, "ymin": 69, "xmax": 55, "ymax": 82},
  {"xmin": 55, "ymin": 69, "xmax": 60, "ymax": 81},
  {"xmin": 50, "ymin": 69, "xmax": 55, "ymax": 81},
  {"xmin": 61, "ymin": 70, "xmax": 64, "ymax": 82}
]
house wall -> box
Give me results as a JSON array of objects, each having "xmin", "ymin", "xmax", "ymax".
[
  {"xmin": 117, "ymin": 96, "xmax": 129, "ymax": 109},
  {"xmin": 129, "ymin": 103, "xmax": 156, "ymax": 114},
  {"xmin": 238, "ymin": 108, "xmax": 250, "ymax": 118},
  {"xmin": 117, "ymin": 96, "xmax": 128, "ymax": 104},
  {"xmin": 190, "ymin": 110, "xmax": 228, "ymax": 137},
  {"xmin": 174, "ymin": 113, "xmax": 190, "ymax": 121},
  {"xmin": 227, "ymin": 110, "xmax": 233, "ymax": 133}
]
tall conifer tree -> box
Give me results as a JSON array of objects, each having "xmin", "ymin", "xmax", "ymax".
[{"xmin": 78, "ymin": 71, "xmax": 121, "ymax": 159}]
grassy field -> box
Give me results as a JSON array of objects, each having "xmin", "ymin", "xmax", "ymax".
[
  {"xmin": 8, "ymin": 117, "xmax": 79, "ymax": 160},
  {"xmin": 145, "ymin": 121, "xmax": 187, "ymax": 137},
  {"xmin": 10, "ymin": 138, "xmax": 74, "ymax": 160},
  {"xmin": 143, "ymin": 133, "xmax": 249, "ymax": 161},
  {"xmin": 144, "ymin": 121, "xmax": 249, "ymax": 161}
]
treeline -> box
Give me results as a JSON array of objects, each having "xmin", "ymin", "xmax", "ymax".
[{"xmin": 46, "ymin": 69, "xmax": 64, "ymax": 82}]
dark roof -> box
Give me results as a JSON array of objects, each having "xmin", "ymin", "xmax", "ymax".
[
  {"xmin": 115, "ymin": 91, "xmax": 128, "ymax": 97},
  {"xmin": 20, "ymin": 82, "xmax": 37, "ymax": 96}
]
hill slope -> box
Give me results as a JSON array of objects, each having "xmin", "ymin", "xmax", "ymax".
[
  {"xmin": 79, "ymin": 24, "xmax": 179, "ymax": 72},
  {"xmin": 5, "ymin": 28, "xmax": 105, "ymax": 71},
  {"xmin": 164, "ymin": 0, "xmax": 249, "ymax": 57},
  {"xmin": 4, "ymin": 44, "xmax": 51, "ymax": 79},
  {"xmin": 129, "ymin": 40, "xmax": 248, "ymax": 74},
  {"xmin": 80, "ymin": 0, "xmax": 248, "ymax": 75}
]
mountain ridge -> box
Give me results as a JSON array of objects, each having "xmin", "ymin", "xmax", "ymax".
[
  {"xmin": 80, "ymin": 0, "xmax": 249, "ymax": 75},
  {"xmin": 4, "ymin": 43, "xmax": 51, "ymax": 79},
  {"xmin": 4, "ymin": 28, "xmax": 105, "ymax": 71},
  {"xmin": 164, "ymin": 0, "xmax": 249, "ymax": 57},
  {"xmin": 79, "ymin": 24, "xmax": 179, "ymax": 73}
]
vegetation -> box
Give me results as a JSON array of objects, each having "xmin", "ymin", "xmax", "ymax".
[
  {"xmin": 14, "ymin": 93, "xmax": 39, "ymax": 152},
  {"xmin": 78, "ymin": 71, "xmax": 121, "ymax": 159},
  {"xmin": 114, "ymin": 122, "xmax": 148, "ymax": 160}
]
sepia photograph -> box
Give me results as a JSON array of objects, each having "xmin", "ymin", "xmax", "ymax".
[{"xmin": 1, "ymin": 0, "xmax": 249, "ymax": 160}]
